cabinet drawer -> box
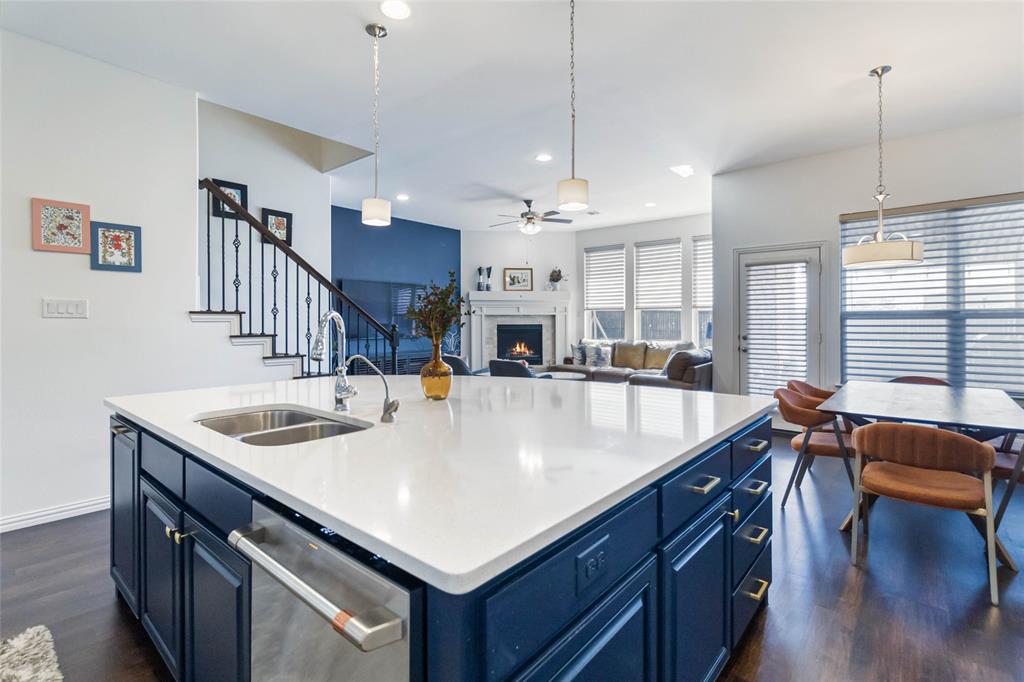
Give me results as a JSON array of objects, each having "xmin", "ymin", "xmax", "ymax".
[
  {"xmin": 511, "ymin": 555, "xmax": 658, "ymax": 682},
  {"xmin": 730, "ymin": 455, "xmax": 772, "ymax": 526},
  {"xmin": 141, "ymin": 433, "xmax": 184, "ymax": 498},
  {"xmin": 730, "ymin": 417, "xmax": 772, "ymax": 479},
  {"xmin": 732, "ymin": 539, "xmax": 771, "ymax": 648},
  {"xmin": 184, "ymin": 459, "xmax": 252, "ymax": 537},
  {"xmin": 659, "ymin": 442, "xmax": 731, "ymax": 538},
  {"xmin": 732, "ymin": 492, "xmax": 772, "ymax": 588},
  {"xmin": 485, "ymin": 489, "xmax": 659, "ymax": 682}
]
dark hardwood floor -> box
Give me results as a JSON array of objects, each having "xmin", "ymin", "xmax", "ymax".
[{"xmin": 2, "ymin": 434, "xmax": 1022, "ymax": 681}]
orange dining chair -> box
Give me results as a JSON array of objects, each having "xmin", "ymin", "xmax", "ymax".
[
  {"xmin": 774, "ymin": 388, "xmax": 856, "ymax": 508},
  {"xmin": 787, "ymin": 380, "xmax": 854, "ymax": 434},
  {"xmin": 850, "ymin": 422, "xmax": 1000, "ymax": 606},
  {"xmin": 888, "ymin": 376, "xmax": 951, "ymax": 386}
]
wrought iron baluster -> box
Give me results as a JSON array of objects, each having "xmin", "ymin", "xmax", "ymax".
[
  {"xmin": 206, "ymin": 191, "xmax": 212, "ymax": 311},
  {"xmin": 271, "ymin": 248, "xmax": 279, "ymax": 351},
  {"xmin": 232, "ymin": 220, "xmax": 241, "ymax": 312},
  {"xmin": 296, "ymin": 264, "xmax": 300, "ymax": 368},
  {"xmin": 305, "ymin": 273, "xmax": 312, "ymax": 376},
  {"xmin": 284, "ymin": 257, "xmax": 289, "ymax": 355},
  {"xmin": 221, "ymin": 215, "xmax": 226, "ymax": 311},
  {"xmin": 260, "ymin": 237, "xmax": 265, "ymax": 335},
  {"xmin": 316, "ymin": 285, "xmax": 322, "ymax": 374},
  {"xmin": 247, "ymin": 222, "xmax": 252, "ymax": 334}
]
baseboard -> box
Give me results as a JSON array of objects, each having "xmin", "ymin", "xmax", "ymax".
[{"xmin": 0, "ymin": 496, "xmax": 110, "ymax": 533}]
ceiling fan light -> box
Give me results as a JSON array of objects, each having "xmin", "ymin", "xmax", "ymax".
[
  {"xmin": 557, "ymin": 177, "xmax": 589, "ymax": 211},
  {"xmin": 519, "ymin": 221, "xmax": 543, "ymax": 236},
  {"xmin": 842, "ymin": 238, "xmax": 923, "ymax": 268},
  {"xmin": 361, "ymin": 197, "xmax": 391, "ymax": 227}
]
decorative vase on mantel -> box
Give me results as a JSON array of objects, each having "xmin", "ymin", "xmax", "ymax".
[{"xmin": 420, "ymin": 337, "xmax": 453, "ymax": 400}]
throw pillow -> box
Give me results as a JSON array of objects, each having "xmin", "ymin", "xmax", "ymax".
[
  {"xmin": 644, "ymin": 343, "xmax": 674, "ymax": 369},
  {"xmin": 612, "ymin": 341, "xmax": 646, "ymax": 369},
  {"xmin": 571, "ymin": 344, "xmax": 586, "ymax": 366},
  {"xmin": 662, "ymin": 348, "xmax": 712, "ymax": 380},
  {"xmin": 586, "ymin": 344, "xmax": 612, "ymax": 368}
]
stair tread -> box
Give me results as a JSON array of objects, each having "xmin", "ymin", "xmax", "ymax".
[
  {"xmin": 189, "ymin": 309, "xmax": 245, "ymax": 315},
  {"xmin": 230, "ymin": 333, "xmax": 274, "ymax": 338}
]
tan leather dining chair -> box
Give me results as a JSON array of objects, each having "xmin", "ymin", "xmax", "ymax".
[
  {"xmin": 888, "ymin": 376, "xmax": 951, "ymax": 386},
  {"xmin": 774, "ymin": 388, "xmax": 856, "ymax": 508},
  {"xmin": 787, "ymin": 380, "xmax": 853, "ymax": 434},
  {"xmin": 850, "ymin": 422, "xmax": 1000, "ymax": 606}
]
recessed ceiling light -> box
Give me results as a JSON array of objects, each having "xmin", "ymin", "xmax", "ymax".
[
  {"xmin": 379, "ymin": 1, "xmax": 411, "ymax": 20},
  {"xmin": 669, "ymin": 164, "xmax": 695, "ymax": 178},
  {"xmin": 396, "ymin": 193, "xmax": 410, "ymax": 201},
  {"xmin": 535, "ymin": 152, "xmax": 553, "ymax": 163},
  {"xmin": 644, "ymin": 202, "xmax": 657, "ymax": 208}
]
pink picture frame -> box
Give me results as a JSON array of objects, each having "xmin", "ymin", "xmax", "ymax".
[{"xmin": 32, "ymin": 197, "xmax": 91, "ymax": 254}]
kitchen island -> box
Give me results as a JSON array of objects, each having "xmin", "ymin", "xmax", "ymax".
[{"xmin": 106, "ymin": 375, "xmax": 775, "ymax": 681}]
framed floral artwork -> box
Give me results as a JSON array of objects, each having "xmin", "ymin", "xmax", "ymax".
[
  {"xmin": 32, "ymin": 198, "xmax": 91, "ymax": 253},
  {"xmin": 211, "ymin": 179, "xmax": 248, "ymax": 218},
  {"xmin": 90, "ymin": 222, "xmax": 142, "ymax": 273},
  {"xmin": 261, "ymin": 208, "xmax": 293, "ymax": 246}
]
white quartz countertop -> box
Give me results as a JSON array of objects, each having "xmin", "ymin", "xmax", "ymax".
[{"xmin": 106, "ymin": 376, "xmax": 775, "ymax": 594}]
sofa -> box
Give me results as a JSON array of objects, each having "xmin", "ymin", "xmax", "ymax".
[{"xmin": 548, "ymin": 340, "xmax": 712, "ymax": 391}]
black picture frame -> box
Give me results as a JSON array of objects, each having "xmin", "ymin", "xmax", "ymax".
[
  {"xmin": 210, "ymin": 179, "xmax": 248, "ymax": 218},
  {"xmin": 261, "ymin": 208, "xmax": 293, "ymax": 246}
]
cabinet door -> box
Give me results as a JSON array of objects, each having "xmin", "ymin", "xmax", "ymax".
[
  {"xmin": 110, "ymin": 420, "xmax": 139, "ymax": 616},
  {"xmin": 660, "ymin": 497, "xmax": 731, "ymax": 682},
  {"xmin": 140, "ymin": 479, "xmax": 183, "ymax": 680},
  {"xmin": 182, "ymin": 513, "xmax": 250, "ymax": 682},
  {"xmin": 513, "ymin": 555, "xmax": 657, "ymax": 682}
]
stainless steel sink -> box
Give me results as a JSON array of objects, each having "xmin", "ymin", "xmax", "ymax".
[
  {"xmin": 198, "ymin": 409, "xmax": 318, "ymax": 437},
  {"xmin": 239, "ymin": 421, "xmax": 366, "ymax": 446},
  {"xmin": 196, "ymin": 407, "xmax": 372, "ymax": 445}
]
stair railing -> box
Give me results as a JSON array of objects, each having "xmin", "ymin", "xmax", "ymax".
[{"xmin": 197, "ymin": 178, "xmax": 400, "ymax": 376}]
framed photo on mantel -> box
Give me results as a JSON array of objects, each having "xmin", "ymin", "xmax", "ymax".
[{"xmin": 503, "ymin": 267, "xmax": 533, "ymax": 292}]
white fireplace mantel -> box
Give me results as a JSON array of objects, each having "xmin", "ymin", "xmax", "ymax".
[{"xmin": 467, "ymin": 290, "xmax": 571, "ymax": 369}]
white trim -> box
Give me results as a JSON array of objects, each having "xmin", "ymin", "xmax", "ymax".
[{"xmin": 0, "ymin": 496, "xmax": 110, "ymax": 533}]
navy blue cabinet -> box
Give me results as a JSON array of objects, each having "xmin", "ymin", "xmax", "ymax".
[
  {"xmin": 140, "ymin": 478, "xmax": 184, "ymax": 680},
  {"xmin": 512, "ymin": 555, "xmax": 658, "ymax": 682},
  {"xmin": 660, "ymin": 495, "xmax": 732, "ymax": 682},
  {"xmin": 183, "ymin": 513, "xmax": 250, "ymax": 682},
  {"xmin": 110, "ymin": 419, "xmax": 139, "ymax": 617}
]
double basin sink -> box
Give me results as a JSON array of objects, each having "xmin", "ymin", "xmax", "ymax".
[{"xmin": 197, "ymin": 407, "xmax": 371, "ymax": 446}]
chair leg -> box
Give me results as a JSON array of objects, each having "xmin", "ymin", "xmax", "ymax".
[
  {"xmin": 862, "ymin": 493, "xmax": 871, "ymax": 536},
  {"xmin": 833, "ymin": 419, "xmax": 855, "ymax": 488},
  {"xmin": 851, "ymin": 450, "xmax": 862, "ymax": 566},
  {"xmin": 782, "ymin": 428, "xmax": 814, "ymax": 509},
  {"xmin": 795, "ymin": 454, "xmax": 816, "ymax": 487},
  {"xmin": 984, "ymin": 472, "xmax": 999, "ymax": 606}
]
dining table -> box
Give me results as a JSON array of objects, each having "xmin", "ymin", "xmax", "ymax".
[{"xmin": 818, "ymin": 380, "xmax": 1024, "ymax": 570}]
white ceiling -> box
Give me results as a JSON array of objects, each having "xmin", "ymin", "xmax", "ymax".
[{"xmin": 2, "ymin": 1, "xmax": 1021, "ymax": 231}]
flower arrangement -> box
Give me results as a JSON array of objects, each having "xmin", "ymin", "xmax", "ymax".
[
  {"xmin": 549, "ymin": 267, "xmax": 567, "ymax": 284},
  {"xmin": 407, "ymin": 271, "xmax": 468, "ymax": 343}
]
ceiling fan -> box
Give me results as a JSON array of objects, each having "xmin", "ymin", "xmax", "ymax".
[{"xmin": 489, "ymin": 199, "xmax": 573, "ymax": 235}]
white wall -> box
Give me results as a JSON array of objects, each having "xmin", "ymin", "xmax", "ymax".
[
  {"xmin": 461, "ymin": 230, "xmax": 577, "ymax": 356},
  {"xmin": 197, "ymin": 101, "xmax": 334, "ymax": 336},
  {"xmin": 573, "ymin": 214, "xmax": 712, "ymax": 342},
  {"xmin": 0, "ymin": 32, "xmax": 295, "ymax": 530},
  {"xmin": 712, "ymin": 116, "xmax": 1024, "ymax": 394}
]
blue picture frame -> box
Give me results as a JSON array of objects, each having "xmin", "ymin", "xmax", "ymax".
[{"xmin": 90, "ymin": 222, "xmax": 142, "ymax": 272}]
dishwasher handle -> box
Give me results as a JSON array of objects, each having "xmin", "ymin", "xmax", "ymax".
[{"xmin": 228, "ymin": 524, "xmax": 404, "ymax": 652}]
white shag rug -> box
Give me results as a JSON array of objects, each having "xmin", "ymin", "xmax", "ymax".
[{"xmin": 0, "ymin": 626, "xmax": 63, "ymax": 682}]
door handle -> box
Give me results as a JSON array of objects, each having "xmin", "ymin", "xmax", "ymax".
[
  {"xmin": 744, "ymin": 578, "xmax": 770, "ymax": 602},
  {"xmin": 111, "ymin": 425, "xmax": 129, "ymax": 436},
  {"xmin": 228, "ymin": 524, "xmax": 404, "ymax": 652},
  {"xmin": 745, "ymin": 480, "xmax": 769, "ymax": 495},
  {"xmin": 686, "ymin": 475, "xmax": 722, "ymax": 495},
  {"xmin": 743, "ymin": 525, "xmax": 770, "ymax": 545},
  {"xmin": 740, "ymin": 347, "xmax": 748, "ymax": 353}
]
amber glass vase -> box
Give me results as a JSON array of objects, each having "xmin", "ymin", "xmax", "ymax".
[{"xmin": 420, "ymin": 339, "xmax": 453, "ymax": 400}]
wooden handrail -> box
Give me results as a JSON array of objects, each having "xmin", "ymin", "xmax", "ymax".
[{"xmin": 198, "ymin": 178, "xmax": 396, "ymax": 344}]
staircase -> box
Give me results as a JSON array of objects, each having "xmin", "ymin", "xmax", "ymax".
[{"xmin": 191, "ymin": 178, "xmax": 401, "ymax": 378}]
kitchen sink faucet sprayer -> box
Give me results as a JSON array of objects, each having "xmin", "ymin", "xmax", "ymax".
[
  {"xmin": 346, "ymin": 354, "xmax": 399, "ymax": 423},
  {"xmin": 311, "ymin": 311, "xmax": 357, "ymax": 411}
]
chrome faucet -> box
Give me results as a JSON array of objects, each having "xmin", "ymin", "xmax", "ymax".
[
  {"xmin": 346, "ymin": 354, "xmax": 399, "ymax": 423},
  {"xmin": 310, "ymin": 311, "xmax": 358, "ymax": 411}
]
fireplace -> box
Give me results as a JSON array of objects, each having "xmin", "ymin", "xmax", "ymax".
[{"xmin": 496, "ymin": 324, "xmax": 543, "ymax": 365}]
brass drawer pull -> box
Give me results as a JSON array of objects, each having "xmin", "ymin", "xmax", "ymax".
[
  {"xmin": 747, "ymin": 439, "xmax": 769, "ymax": 453},
  {"xmin": 165, "ymin": 525, "xmax": 174, "ymax": 540},
  {"xmin": 726, "ymin": 509, "xmax": 741, "ymax": 522},
  {"xmin": 744, "ymin": 578, "xmax": 770, "ymax": 602},
  {"xmin": 687, "ymin": 475, "xmax": 722, "ymax": 495},
  {"xmin": 745, "ymin": 480, "xmax": 769, "ymax": 495},
  {"xmin": 111, "ymin": 425, "xmax": 129, "ymax": 436},
  {"xmin": 744, "ymin": 525, "xmax": 769, "ymax": 545}
]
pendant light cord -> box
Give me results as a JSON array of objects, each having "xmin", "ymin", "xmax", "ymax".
[
  {"xmin": 372, "ymin": 34, "xmax": 382, "ymax": 199},
  {"xmin": 569, "ymin": 0, "xmax": 576, "ymax": 179},
  {"xmin": 876, "ymin": 70, "xmax": 885, "ymax": 196}
]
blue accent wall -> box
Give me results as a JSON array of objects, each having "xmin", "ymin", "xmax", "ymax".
[{"xmin": 331, "ymin": 206, "xmax": 460, "ymax": 289}]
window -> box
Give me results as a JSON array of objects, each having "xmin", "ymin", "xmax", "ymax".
[
  {"xmin": 840, "ymin": 195, "xmax": 1024, "ymax": 396},
  {"xmin": 635, "ymin": 239, "xmax": 682, "ymax": 341},
  {"xmin": 692, "ymin": 236, "xmax": 713, "ymax": 347},
  {"xmin": 584, "ymin": 245, "xmax": 626, "ymax": 339}
]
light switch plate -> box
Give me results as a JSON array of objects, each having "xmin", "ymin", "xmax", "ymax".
[{"xmin": 42, "ymin": 298, "xmax": 88, "ymax": 319}]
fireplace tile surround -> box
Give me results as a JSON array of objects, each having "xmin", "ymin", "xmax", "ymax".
[{"xmin": 467, "ymin": 290, "xmax": 570, "ymax": 369}]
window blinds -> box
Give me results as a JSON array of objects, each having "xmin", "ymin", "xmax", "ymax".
[
  {"xmin": 840, "ymin": 197, "xmax": 1024, "ymax": 396},
  {"xmin": 634, "ymin": 239, "xmax": 682, "ymax": 309},
  {"xmin": 584, "ymin": 245, "xmax": 626, "ymax": 310},
  {"xmin": 692, "ymin": 237, "xmax": 713, "ymax": 309},
  {"xmin": 744, "ymin": 261, "xmax": 809, "ymax": 397}
]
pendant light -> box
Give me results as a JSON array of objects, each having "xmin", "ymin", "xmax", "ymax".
[
  {"xmin": 557, "ymin": 0, "xmax": 588, "ymax": 211},
  {"xmin": 842, "ymin": 66, "xmax": 923, "ymax": 268},
  {"xmin": 361, "ymin": 23, "xmax": 391, "ymax": 227}
]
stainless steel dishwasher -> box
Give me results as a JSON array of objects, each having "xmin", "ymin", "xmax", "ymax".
[{"xmin": 229, "ymin": 501, "xmax": 416, "ymax": 681}]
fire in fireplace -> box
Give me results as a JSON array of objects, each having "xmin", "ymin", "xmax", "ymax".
[{"xmin": 496, "ymin": 324, "xmax": 543, "ymax": 365}]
